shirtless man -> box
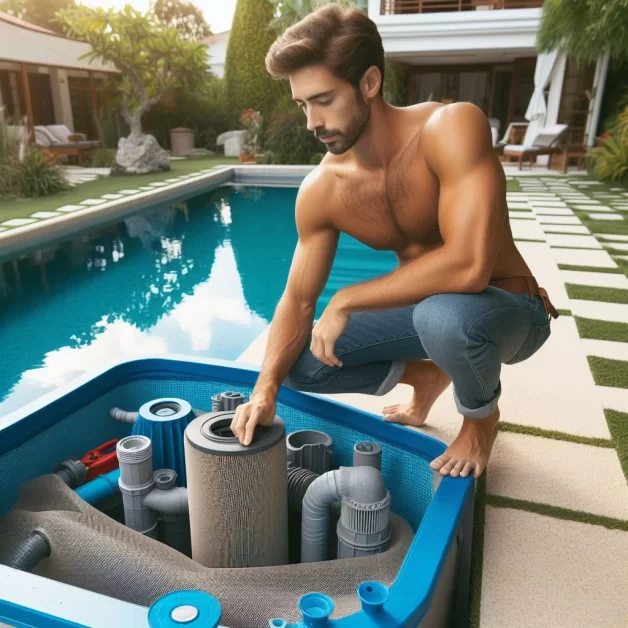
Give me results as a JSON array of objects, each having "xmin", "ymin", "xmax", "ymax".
[{"xmin": 230, "ymin": 4, "xmax": 558, "ymax": 479}]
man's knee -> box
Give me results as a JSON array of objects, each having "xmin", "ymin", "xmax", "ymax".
[{"xmin": 284, "ymin": 346, "xmax": 335, "ymax": 391}]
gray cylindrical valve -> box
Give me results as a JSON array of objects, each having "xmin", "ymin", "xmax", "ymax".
[
  {"xmin": 116, "ymin": 435, "xmax": 158, "ymax": 537},
  {"xmin": 353, "ymin": 442, "xmax": 382, "ymax": 471}
]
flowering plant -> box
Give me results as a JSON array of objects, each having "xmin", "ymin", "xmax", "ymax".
[{"xmin": 240, "ymin": 108, "xmax": 262, "ymax": 156}]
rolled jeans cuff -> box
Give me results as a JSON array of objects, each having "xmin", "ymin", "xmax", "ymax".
[
  {"xmin": 375, "ymin": 360, "xmax": 406, "ymax": 396},
  {"xmin": 453, "ymin": 382, "xmax": 501, "ymax": 419}
]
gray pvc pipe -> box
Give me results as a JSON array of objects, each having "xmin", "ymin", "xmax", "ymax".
[
  {"xmin": 142, "ymin": 486, "xmax": 188, "ymax": 516},
  {"xmin": 110, "ymin": 406, "xmax": 206, "ymax": 424},
  {"xmin": 301, "ymin": 465, "xmax": 387, "ymax": 563}
]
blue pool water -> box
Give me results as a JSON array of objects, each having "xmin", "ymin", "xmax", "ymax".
[{"xmin": 0, "ymin": 184, "xmax": 398, "ymax": 415}]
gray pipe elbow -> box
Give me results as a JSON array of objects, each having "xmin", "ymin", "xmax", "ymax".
[
  {"xmin": 142, "ymin": 487, "xmax": 189, "ymax": 516},
  {"xmin": 301, "ymin": 465, "xmax": 389, "ymax": 563}
]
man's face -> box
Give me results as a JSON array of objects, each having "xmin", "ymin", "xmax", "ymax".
[{"xmin": 290, "ymin": 65, "xmax": 370, "ymax": 155}]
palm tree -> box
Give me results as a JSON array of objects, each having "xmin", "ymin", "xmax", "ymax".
[{"xmin": 537, "ymin": 0, "xmax": 628, "ymax": 65}]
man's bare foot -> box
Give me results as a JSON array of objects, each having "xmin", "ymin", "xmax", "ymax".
[
  {"xmin": 382, "ymin": 360, "xmax": 451, "ymax": 427},
  {"xmin": 430, "ymin": 408, "xmax": 500, "ymax": 479}
]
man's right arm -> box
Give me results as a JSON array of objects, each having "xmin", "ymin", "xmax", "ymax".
[{"xmin": 231, "ymin": 171, "xmax": 339, "ymax": 445}]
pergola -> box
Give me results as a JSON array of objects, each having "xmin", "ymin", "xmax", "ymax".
[{"xmin": 0, "ymin": 11, "xmax": 119, "ymax": 137}]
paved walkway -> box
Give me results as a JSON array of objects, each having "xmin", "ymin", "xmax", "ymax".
[{"xmin": 237, "ymin": 175, "xmax": 628, "ymax": 627}]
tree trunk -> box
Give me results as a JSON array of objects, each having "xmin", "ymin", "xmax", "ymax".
[{"xmin": 115, "ymin": 97, "xmax": 169, "ymax": 175}]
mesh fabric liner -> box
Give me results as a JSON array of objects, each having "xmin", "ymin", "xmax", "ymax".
[{"xmin": 0, "ymin": 474, "xmax": 414, "ymax": 627}]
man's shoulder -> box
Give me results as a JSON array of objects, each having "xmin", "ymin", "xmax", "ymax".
[
  {"xmin": 419, "ymin": 102, "xmax": 494, "ymax": 172},
  {"xmin": 297, "ymin": 159, "xmax": 341, "ymax": 203}
]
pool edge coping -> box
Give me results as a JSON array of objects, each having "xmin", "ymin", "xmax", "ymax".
[{"xmin": 0, "ymin": 165, "xmax": 314, "ymax": 264}]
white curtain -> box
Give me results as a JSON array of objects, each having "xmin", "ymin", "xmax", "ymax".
[{"xmin": 523, "ymin": 50, "xmax": 559, "ymax": 146}]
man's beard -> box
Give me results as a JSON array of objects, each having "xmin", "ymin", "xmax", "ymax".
[{"xmin": 316, "ymin": 94, "xmax": 371, "ymax": 155}]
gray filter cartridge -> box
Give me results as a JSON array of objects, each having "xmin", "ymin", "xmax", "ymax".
[{"xmin": 184, "ymin": 411, "xmax": 289, "ymax": 568}]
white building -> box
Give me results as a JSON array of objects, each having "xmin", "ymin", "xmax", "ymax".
[
  {"xmin": 0, "ymin": 11, "xmax": 118, "ymax": 139},
  {"xmin": 203, "ymin": 30, "xmax": 230, "ymax": 78},
  {"xmin": 369, "ymin": 0, "xmax": 609, "ymax": 157}
]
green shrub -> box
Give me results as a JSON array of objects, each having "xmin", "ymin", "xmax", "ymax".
[
  {"xmin": 264, "ymin": 105, "xmax": 321, "ymax": 165},
  {"xmin": 224, "ymin": 0, "xmax": 286, "ymax": 120},
  {"xmin": 89, "ymin": 148, "xmax": 117, "ymax": 168},
  {"xmin": 383, "ymin": 60, "xmax": 407, "ymax": 107},
  {"xmin": 143, "ymin": 78, "xmax": 237, "ymax": 152},
  {"xmin": 4, "ymin": 146, "xmax": 72, "ymax": 197},
  {"xmin": 590, "ymin": 134, "xmax": 628, "ymax": 182}
]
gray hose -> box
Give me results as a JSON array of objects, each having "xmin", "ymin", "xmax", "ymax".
[
  {"xmin": 142, "ymin": 486, "xmax": 188, "ymax": 516},
  {"xmin": 6, "ymin": 531, "xmax": 50, "ymax": 572},
  {"xmin": 301, "ymin": 466, "xmax": 388, "ymax": 563},
  {"xmin": 109, "ymin": 407, "xmax": 139, "ymax": 424},
  {"xmin": 287, "ymin": 467, "xmax": 341, "ymax": 517}
]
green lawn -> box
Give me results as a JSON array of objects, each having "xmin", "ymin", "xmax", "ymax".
[{"xmin": 0, "ymin": 157, "xmax": 239, "ymax": 223}]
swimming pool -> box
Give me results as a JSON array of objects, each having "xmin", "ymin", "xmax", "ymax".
[{"xmin": 0, "ymin": 184, "xmax": 398, "ymax": 416}]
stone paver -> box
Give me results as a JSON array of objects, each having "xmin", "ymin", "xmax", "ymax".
[
  {"xmin": 596, "ymin": 234, "xmax": 628, "ymax": 242},
  {"xmin": 80, "ymin": 199, "xmax": 107, "ymax": 206},
  {"xmin": 589, "ymin": 213, "xmax": 624, "ymax": 221},
  {"xmin": 541, "ymin": 225, "xmax": 590, "ymax": 234},
  {"xmin": 602, "ymin": 242, "xmax": 628, "ymax": 252},
  {"xmin": 546, "ymin": 234, "xmax": 602, "ymax": 249},
  {"xmin": 101, "ymin": 194, "xmax": 124, "ymax": 200},
  {"xmin": 537, "ymin": 216, "xmax": 581, "ymax": 225},
  {"xmin": 509, "ymin": 212, "xmax": 535, "ymax": 220},
  {"xmin": 559, "ymin": 270, "xmax": 628, "ymax": 289},
  {"xmin": 481, "ymin": 508, "xmax": 628, "ymax": 628},
  {"xmin": 580, "ymin": 338, "xmax": 628, "ymax": 361},
  {"xmin": 487, "ymin": 431, "xmax": 628, "ymax": 519},
  {"xmin": 30, "ymin": 211, "xmax": 62, "ymax": 219},
  {"xmin": 56, "ymin": 205, "xmax": 85, "ymax": 212},
  {"xmin": 551, "ymin": 248, "xmax": 618, "ymax": 268},
  {"xmin": 510, "ymin": 220, "xmax": 545, "ymax": 240},
  {"xmin": 0, "ymin": 218, "xmax": 37, "ymax": 227},
  {"xmin": 573, "ymin": 205, "xmax": 614, "ymax": 212},
  {"xmin": 569, "ymin": 299, "xmax": 628, "ymax": 323},
  {"xmin": 117, "ymin": 189, "xmax": 141, "ymax": 195},
  {"xmin": 532, "ymin": 207, "xmax": 575, "ymax": 216},
  {"xmin": 597, "ymin": 386, "xmax": 628, "ymax": 413}
]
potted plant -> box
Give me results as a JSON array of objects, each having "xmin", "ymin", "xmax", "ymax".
[{"xmin": 239, "ymin": 108, "xmax": 262, "ymax": 163}]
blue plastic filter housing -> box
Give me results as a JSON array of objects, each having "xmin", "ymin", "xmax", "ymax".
[{"xmin": 131, "ymin": 398, "xmax": 195, "ymax": 486}]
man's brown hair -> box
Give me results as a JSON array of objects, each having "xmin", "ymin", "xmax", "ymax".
[{"xmin": 265, "ymin": 4, "xmax": 385, "ymax": 94}]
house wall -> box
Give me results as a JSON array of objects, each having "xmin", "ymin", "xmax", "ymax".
[{"xmin": 206, "ymin": 32, "xmax": 229, "ymax": 78}]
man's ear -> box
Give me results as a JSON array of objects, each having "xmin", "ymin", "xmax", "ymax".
[{"xmin": 360, "ymin": 66, "xmax": 382, "ymax": 100}]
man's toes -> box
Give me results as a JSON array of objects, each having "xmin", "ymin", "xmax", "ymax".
[
  {"xmin": 439, "ymin": 458, "xmax": 457, "ymax": 476},
  {"xmin": 449, "ymin": 460, "xmax": 466, "ymax": 478},
  {"xmin": 460, "ymin": 461, "xmax": 475, "ymax": 478},
  {"xmin": 382, "ymin": 404, "xmax": 399, "ymax": 413},
  {"xmin": 430, "ymin": 455, "xmax": 449, "ymax": 471},
  {"xmin": 473, "ymin": 461, "xmax": 487, "ymax": 479}
]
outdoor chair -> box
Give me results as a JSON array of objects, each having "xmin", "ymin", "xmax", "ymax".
[
  {"xmin": 502, "ymin": 123, "xmax": 568, "ymax": 170},
  {"xmin": 34, "ymin": 125, "xmax": 100, "ymax": 165}
]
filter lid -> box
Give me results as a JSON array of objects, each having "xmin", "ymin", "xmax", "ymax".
[{"xmin": 185, "ymin": 410, "xmax": 285, "ymax": 456}]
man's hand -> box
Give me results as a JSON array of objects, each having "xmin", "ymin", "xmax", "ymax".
[
  {"xmin": 310, "ymin": 299, "xmax": 349, "ymax": 367},
  {"xmin": 230, "ymin": 393, "xmax": 277, "ymax": 446}
]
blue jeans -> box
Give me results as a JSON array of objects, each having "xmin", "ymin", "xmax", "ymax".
[{"xmin": 283, "ymin": 286, "xmax": 553, "ymax": 419}]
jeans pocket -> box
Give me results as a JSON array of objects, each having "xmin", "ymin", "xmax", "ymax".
[{"xmin": 505, "ymin": 322, "xmax": 551, "ymax": 365}]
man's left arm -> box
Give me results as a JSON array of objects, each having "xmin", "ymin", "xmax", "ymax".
[{"xmin": 334, "ymin": 103, "xmax": 507, "ymax": 314}]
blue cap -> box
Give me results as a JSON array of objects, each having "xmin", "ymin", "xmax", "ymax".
[
  {"xmin": 298, "ymin": 593, "xmax": 334, "ymax": 627},
  {"xmin": 357, "ymin": 581, "xmax": 389, "ymax": 615},
  {"xmin": 148, "ymin": 590, "xmax": 221, "ymax": 628}
]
